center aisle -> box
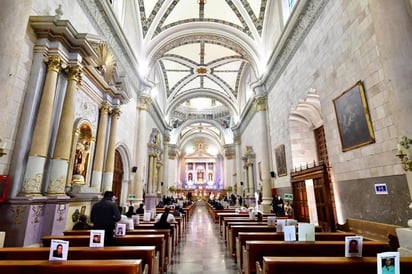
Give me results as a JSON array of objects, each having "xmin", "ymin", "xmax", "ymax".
[{"xmin": 167, "ymin": 203, "xmax": 238, "ymax": 274}]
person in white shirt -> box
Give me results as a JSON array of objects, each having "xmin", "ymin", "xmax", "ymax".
[{"xmin": 155, "ymin": 206, "xmax": 176, "ymax": 223}]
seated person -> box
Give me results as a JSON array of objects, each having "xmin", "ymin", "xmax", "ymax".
[
  {"xmin": 154, "ymin": 206, "xmax": 176, "ymax": 229},
  {"xmin": 135, "ymin": 203, "xmax": 145, "ymax": 214},
  {"xmin": 125, "ymin": 206, "xmax": 136, "ymax": 218},
  {"xmin": 72, "ymin": 215, "xmax": 92, "ymax": 230}
]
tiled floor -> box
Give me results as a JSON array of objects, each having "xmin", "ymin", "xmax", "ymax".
[{"xmin": 167, "ymin": 204, "xmax": 239, "ymax": 274}]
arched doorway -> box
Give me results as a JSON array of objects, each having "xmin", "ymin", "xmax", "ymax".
[{"xmin": 112, "ymin": 150, "xmax": 124, "ymax": 205}]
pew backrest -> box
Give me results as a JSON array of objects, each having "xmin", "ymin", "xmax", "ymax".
[
  {"xmin": 0, "ymin": 259, "xmax": 144, "ymax": 274},
  {"xmin": 243, "ymin": 240, "xmax": 389, "ymax": 274},
  {"xmin": 261, "ymin": 256, "xmax": 412, "ymax": 274}
]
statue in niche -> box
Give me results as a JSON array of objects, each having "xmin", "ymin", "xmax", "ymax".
[{"xmin": 73, "ymin": 141, "xmax": 90, "ymax": 184}]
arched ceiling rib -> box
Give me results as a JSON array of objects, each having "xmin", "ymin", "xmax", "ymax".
[{"xmin": 130, "ymin": 0, "xmax": 270, "ymax": 155}]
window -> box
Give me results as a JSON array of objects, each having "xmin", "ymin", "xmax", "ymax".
[{"xmin": 282, "ymin": 0, "xmax": 298, "ymax": 24}]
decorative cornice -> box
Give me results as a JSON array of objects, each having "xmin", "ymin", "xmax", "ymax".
[
  {"xmin": 265, "ymin": 0, "xmax": 329, "ymax": 90},
  {"xmin": 78, "ymin": 0, "xmax": 142, "ymax": 93}
]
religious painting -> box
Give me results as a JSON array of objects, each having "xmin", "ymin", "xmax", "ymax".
[
  {"xmin": 275, "ymin": 144, "xmax": 287, "ymax": 177},
  {"xmin": 333, "ymin": 81, "xmax": 375, "ymax": 152}
]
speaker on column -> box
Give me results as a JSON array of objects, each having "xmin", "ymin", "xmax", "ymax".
[
  {"xmin": 270, "ymin": 171, "xmax": 276, "ymax": 178},
  {"xmin": 132, "ymin": 166, "xmax": 138, "ymax": 173}
]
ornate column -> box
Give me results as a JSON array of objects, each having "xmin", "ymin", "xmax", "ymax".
[
  {"xmin": 234, "ymin": 132, "xmax": 243, "ymax": 196},
  {"xmin": 224, "ymin": 144, "xmax": 235, "ymax": 191},
  {"xmin": 253, "ymin": 94, "xmax": 272, "ymax": 212},
  {"xmin": 162, "ymin": 131, "xmax": 170, "ymax": 195},
  {"xmin": 102, "ymin": 107, "xmax": 121, "ymax": 192},
  {"xmin": 168, "ymin": 144, "xmax": 178, "ymax": 193},
  {"xmin": 20, "ymin": 55, "xmax": 63, "ymax": 196},
  {"xmin": 156, "ymin": 161, "xmax": 163, "ymax": 193},
  {"xmin": 90, "ymin": 103, "xmax": 110, "ymax": 191},
  {"xmin": 134, "ymin": 96, "xmax": 151, "ymax": 202},
  {"xmin": 47, "ymin": 65, "xmax": 82, "ymax": 196},
  {"xmin": 148, "ymin": 154, "xmax": 155, "ymax": 193}
]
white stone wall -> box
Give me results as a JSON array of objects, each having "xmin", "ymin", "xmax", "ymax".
[
  {"xmin": 266, "ymin": 0, "xmax": 403, "ymax": 183},
  {"xmin": 117, "ymin": 100, "xmax": 137, "ymax": 159}
]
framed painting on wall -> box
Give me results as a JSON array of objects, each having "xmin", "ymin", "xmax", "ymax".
[
  {"xmin": 333, "ymin": 81, "xmax": 375, "ymax": 152},
  {"xmin": 275, "ymin": 144, "xmax": 287, "ymax": 177}
]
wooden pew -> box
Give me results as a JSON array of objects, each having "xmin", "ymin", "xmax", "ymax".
[
  {"xmin": 337, "ymin": 218, "xmax": 401, "ymax": 250},
  {"xmin": 42, "ymin": 234, "xmax": 166, "ymax": 273},
  {"xmin": 236, "ymin": 232, "xmax": 357, "ymax": 271},
  {"xmin": 243, "ymin": 240, "xmax": 389, "ymax": 274},
  {"xmin": 64, "ymin": 229, "xmax": 173, "ymax": 265},
  {"xmin": 228, "ymin": 223, "xmax": 323, "ymax": 257},
  {"xmin": 258, "ymin": 256, "xmax": 412, "ymax": 274},
  {"xmin": 134, "ymin": 222, "xmax": 179, "ymax": 247},
  {"xmin": 0, "ymin": 246, "xmax": 153, "ymax": 274},
  {"xmin": 0, "ymin": 259, "xmax": 144, "ymax": 274}
]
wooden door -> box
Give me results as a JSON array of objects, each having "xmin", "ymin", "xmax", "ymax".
[
  {"xmin": 292, "ymin": 180, "xmax": 309, "ymax": 223},
  {"xmin": 112, "ymin": 150, "xmax": 124, "ymax": 205}
]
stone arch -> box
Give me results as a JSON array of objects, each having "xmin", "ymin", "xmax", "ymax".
[{"xmin": 288, "ymin": 89, "xmax": 323, "ymax": 170}]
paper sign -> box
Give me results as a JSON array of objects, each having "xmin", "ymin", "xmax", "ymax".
[
  {"xmin": 283, "ymin": 225, "xmax": 296, "ymax": 241},
  {"xmin": 377, "ymin": 251, "xmax": 399, "ymax": 274},
  {"xmin": 298, "ymin": 223, "xmax": 315, "ymax": 241},
  {"xmin": 115, "ymin": 223, "xmax": 126, "ymax": 236},
  {"xmin": 143, "ymin": 212, "xmax": 151, "ymax": 222},
  {"xmin": 49, "ymin": 239, "xmax": 69, "ymax": 261},
  {"xmin": 89, "ymin": 230, "xmax": 105, "ymax": 247},
  {"xmin": 345, "ymin": 236, "xmax": 363, "ymax": 257},
  {"xmin": 267, "ymin": 216, "xmax": 276, "ymax": 227},
  {"xmin": 276, "ymin": 219, "xmax": 286, "ymax": 232}
]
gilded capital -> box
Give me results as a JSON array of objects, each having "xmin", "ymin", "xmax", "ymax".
[
  {"xmin": 138, "ymin": 96, "xmax": 152, "ymax": 110},
  {"xmin": 100, "ymin": 102, "xmax": 111, "ymax": 115},
  {"xmin": 67, "ymin": 65, "xmax": 82, "ymax": 84},
  {"xmin": 47, "ymin": 55, "xmax": 63, "ymax": 73},
  {"xmin": 254, "ymin": 96, "xmax": 267, "ymax": 112},
  {"xmin": 111, "ymin": 108, "xmax": 121, "ymax": 119}
]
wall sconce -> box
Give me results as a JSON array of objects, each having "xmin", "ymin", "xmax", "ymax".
[
  {"xmin": 396, "ymin": 136, "xmax": 412, "ymax": 171},
  {"xmin": 0, "ymin": 139, "xmax": 6, "ymax": 157}
]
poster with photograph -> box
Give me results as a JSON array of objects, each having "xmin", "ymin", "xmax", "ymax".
[
  {"xmin": 377, "ymin": 251, "xmax": 399, "ymax": 274},
  {"xmin": 345, "ymin": 236, "xmax": 363, "ymax": 257},
  {"xmin": 89, "ymin": 230, "xmax": 105, "ymax": 247},
  {"xmin": 115, "ymin": 223, "xmax": 126, "ymax": 236},
  {"xmin": 298, "ymin": 223, "xmax": 315, "ymax": 241},
  {"xmin": 49, "ymin": 239, "xmax": 69, "ymax": 261},
  {"xmin": 283, "ymin": 225, "xmax": 296, "ymax": 241}
]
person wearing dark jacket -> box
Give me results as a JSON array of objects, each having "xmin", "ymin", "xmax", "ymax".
[
  {"xmin": 72, "ymin": 214, "xmax": 92, "ymax": 230},
  {"xmin": 91, "ymin": 191, "xmax": 121, "ymax": 245}
]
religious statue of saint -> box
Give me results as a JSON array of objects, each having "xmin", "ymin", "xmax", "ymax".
[{"xmin": 73, "ymin": 141, "xmax": 90, "ymax": 183}]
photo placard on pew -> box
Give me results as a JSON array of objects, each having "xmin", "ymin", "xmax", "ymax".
[
  {"xmin": 283, "ymin": 225, "xmax": 296, "ymax": 241},
  {"xmin": 90, "ymin": 230, "xmax": 105, "ymax": 247},
  {"xmin": 115, "ymin": 223, "xmax": 126, "ymax": 236},
  {"xmin": 377, "ymin": 251, "xmax": 399, "ymax": 274},
  {"xmin": 298, "ymin": 223, "xmax": 315, "ymax": 241},
  {"xmin": 276, "ymin": 219, "xmax": 286, "ymax": 232},
  {"xmin": 345, "ymin": 236, "xmax": 363, "ymax": 257},
  {"xmin": 49, "ymin": 239, "xmax": 69, "ymax": 261}
]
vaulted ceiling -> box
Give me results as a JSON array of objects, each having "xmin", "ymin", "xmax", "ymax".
[{"xmin": 125, "ymin": 0, "xmax": 273, "ymax": 155}]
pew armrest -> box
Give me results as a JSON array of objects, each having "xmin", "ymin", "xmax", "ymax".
[{"xmin": 256, "ymin": 261, "xmax": 263, "ymax": 274}]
